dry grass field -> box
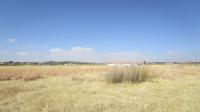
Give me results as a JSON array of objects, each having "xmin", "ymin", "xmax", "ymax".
[
  {"xmin": 0, "ymin": 64, "xmax": 200, "ymax": 112},
  {"xmin": 0, "ymin": 65, "xmax": 107, "ymax": 81}
]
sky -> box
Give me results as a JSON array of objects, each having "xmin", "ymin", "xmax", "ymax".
[{"xmin": 0, "ymin": 0, "xmax": 200, "ymax": 62}]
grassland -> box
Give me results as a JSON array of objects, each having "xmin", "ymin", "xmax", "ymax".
[{"xmin": 0, "ymin": 65, "xmax": 200, "ymax": 112}]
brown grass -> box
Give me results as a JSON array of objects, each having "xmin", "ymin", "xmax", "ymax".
[
  {"xmin": 148, "ymin": 64, "xmax": 200, "ymax": 79},
  {"xmin": 0, "ymin": 73, "xmax": 43, "ymax": 81},
  {"xmin": 1, "ymin": 64, "xmax": 200, "ymax": 112},
  {"xmin": 0, "ymin": 64, "xmax": 200, "ymax": 81},
  {"xmin": 0, "ymin": 65, "xmax": 107, "ymax": 81}
]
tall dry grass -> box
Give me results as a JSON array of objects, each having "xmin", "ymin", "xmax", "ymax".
[
  {"xmin": 148, "ymin": 64, "xmax": 200, "ymax": 79},
  {"xmin": 105, "ymin": 66, "xmax": 152, "ymax": 83}
]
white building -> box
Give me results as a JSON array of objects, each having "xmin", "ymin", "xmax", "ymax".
[{"xmin": 107, "ymin": 61, "xmax": 143, "ymax": 67}]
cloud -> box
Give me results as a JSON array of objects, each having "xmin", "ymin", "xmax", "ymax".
[
  {"xmin": 49, "ymin": 48, "xmax": 65, "ymax": 56},
  {"xmin": 71, "ymin": 47, "xmax": 93, "ymax": 54},
  {"xmin": 8, "ymin": 38, "xmax": 16, "ymax": 43},
  {"xmin": 17, "ymin": 52, "xmax": 29, "ymax": 56},
  {"xmin": 2, "ymin": 45, "xmax": 190, "ymax": 62},
  {"xmin": 49, "ymin": 47, "xmax": 94, "ymax": 56},
  {"xmin": 49, "ymin": 48, "xmax": 63, "ymax": 53},
  {"xmin": 48, "ymin": 47, "xmax": 143, "ymax": 62},
  {"xmin": 48, "ymin": 47, "xmax": 95, "ymax": 61}
]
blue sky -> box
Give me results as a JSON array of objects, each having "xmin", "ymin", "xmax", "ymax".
[{"xmin": 0, "ymin": 0, "xmax": 200, "ymax": 62}]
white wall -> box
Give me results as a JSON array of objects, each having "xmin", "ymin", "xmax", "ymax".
[{"xmin": 107, "ymin": 64, "xmax": 138, "ymax": 67}]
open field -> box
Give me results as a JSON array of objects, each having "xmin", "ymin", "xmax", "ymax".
[{"xmin": 0, "ymin": 65, "xmax": 200, "ymax": 112}]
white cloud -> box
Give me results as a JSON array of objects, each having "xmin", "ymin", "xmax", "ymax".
[
  {"xmin": 49, "ymin": 47, "xmax": 94, "ymax": 56},
  {"xmin": 48, "ymin": 47, "xmax": 94, "ymax": 61},
  {"xmin": 8, "ymin": 38, "xmax": 16, "ymax": 43},
  {"xmin": 71, "ymin": 47, "xmax": 93, "ymax": 53},
  {"xmin": 48, "ymin": 47, "xmax": 143, "ymax": 62},
  {"xmin": 49, "ymin": 48, "xmax": 63, "ymax": 53},
  {"xmin": 17, "ymin": 52, "xmax": 29, "ymax": 56},
  {"xmin": 49, "ymin": 48, "xmax": 65, "ymax": 56}
]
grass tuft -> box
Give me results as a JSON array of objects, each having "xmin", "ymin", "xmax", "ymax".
[{"xmin": 105, "ymin": 66, "xmax": 152, "ymax": 83}]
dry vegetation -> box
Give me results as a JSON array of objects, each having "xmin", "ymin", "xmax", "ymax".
[
  {"xmin": 0, "ymin": 65, "xmax": 107, "ymax": 81},
  {"xmin": 148, "ymin": 64, "xmax": 200, "ymax": 79},
  {"xmin": 0, "ymin": 64, "xmax": 200, "ymax": 112},
  {"xmin": 105, "ymin": 66, "xmax": 152, "ymax": 83}
]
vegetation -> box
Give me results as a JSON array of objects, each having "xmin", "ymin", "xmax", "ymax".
[
  {"xmin": 105, "ymin": 66, "xmax": 152, "ymax": 83},
  {"xmin": 0, "ymin": 61, "xmax": 103, "ymax": 66},
  {"xmin": 0, "ymin": 65, "xmax": 200, "ymax": 112},
  {"xmin": 0, "ymin": 65, "xmax": 107, "ymax": 81}
]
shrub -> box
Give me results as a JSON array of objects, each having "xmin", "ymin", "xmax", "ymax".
[
  {"xmin": 105, "ymin": 67, "xmax": 124, "ymax": 83},
  {"xmin": 105, "ymin": 66, "xmax": 151, "ymax": 83}
]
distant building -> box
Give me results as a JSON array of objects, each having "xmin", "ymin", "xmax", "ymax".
[
  {"xmin": 165, "ymin": 62, "xmax": 174, "ymax": 65},
  {"xmin": 107, "ymin": 61, "xmax": 143, "ymax": 67},
  {"xmin": 64, "ymin": 63, "xmax": 75, "ymax": 66}
]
